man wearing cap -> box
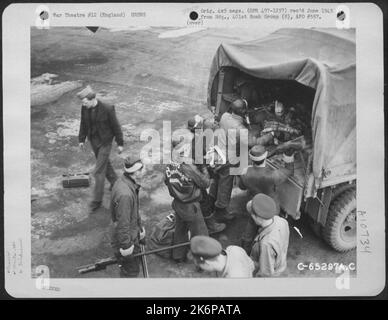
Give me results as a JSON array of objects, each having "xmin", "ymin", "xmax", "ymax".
[
  {"xmin": 190, "ymin": 235, "xmax": 254, "ymax": 278},
  {"xmin": 77, "ymin": 85, "xmax": 124, "ymax": 213},
  {"xmin": 110, "ymin": 155, "xmax": 146, "ymax": 277},
  {"xmin": 246, "ymin": 194, "xmax": 290, "ymax": 277},
  {"xmin": 239, "ymin": 144, "xmax": 294, "ymax": 253},
  {"xmin": 209, "ymin": 98, "xmax": 260, "ymax": 222}
]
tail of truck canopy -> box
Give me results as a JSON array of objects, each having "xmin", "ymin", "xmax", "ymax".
[{"xmin": 207, "ymin": 28, "xmax": 356, "ymax": 188}]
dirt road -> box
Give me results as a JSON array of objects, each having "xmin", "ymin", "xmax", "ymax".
[{"xmin": 31, "ymin": 27, "xmax": 356, "ymax": 278}]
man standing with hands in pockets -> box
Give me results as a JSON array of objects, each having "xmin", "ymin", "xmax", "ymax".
[{"xmin": 77, "ymin": 85, "xmax": 124, "ymax": 213}]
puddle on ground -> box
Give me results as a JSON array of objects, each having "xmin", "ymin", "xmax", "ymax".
[
  {"xmin": 32, "ymin": 52, "xmax": 109, "ymax": 76},
  {"xmin": 44, "ymin": 118, "xmax": 80, "ymax": 144},
  {"xmin": 32, "ymin": 228, "xmax": 107, "ymax": 255},
  {"xmin": 31, "ymin": 81, "xmax": 83, "ymax": 106},
  {"xmin": 97, "ymin": 90, "xmax": 119, "ymax": 102},
  {"xmin": 32, "ymin": 199, "xmax": 90, "ymax": 238},
  {"xmin": 154, "ymin": 101, "xmax": 184, "ymax": 113}
]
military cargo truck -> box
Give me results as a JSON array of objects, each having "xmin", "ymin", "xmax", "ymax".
[{"xmin": 207, "ymin": 28, "xmax": 356, "ymax": 252}]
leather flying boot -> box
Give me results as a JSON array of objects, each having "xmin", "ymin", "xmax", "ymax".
[{"xmin": 205, "ymin": 213, "xmax": 226, "ymax": 234}]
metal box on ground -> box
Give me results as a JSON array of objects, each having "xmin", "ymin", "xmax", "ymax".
[{"xmin": 62, "ymin": 173, "xmax": 90, "ymax": 188}]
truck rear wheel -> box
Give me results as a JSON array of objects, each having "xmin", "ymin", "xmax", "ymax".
[{"xmin": 323, "ymin": 189, "xmax": 356, "ymax": 252}]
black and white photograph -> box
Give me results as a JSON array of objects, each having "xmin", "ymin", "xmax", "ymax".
[
  {"xmin": 2, "ymin": 3, "xmax": 385, "ymax": 297},
  {"xmin": 29, "ymin": 26, "xmax": 357, "ymax": 279}
]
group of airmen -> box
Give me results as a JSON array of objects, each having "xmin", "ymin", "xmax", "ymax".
[{"xmin": 76, "ymin": 76, "xmax": 305, "ymax": 278}]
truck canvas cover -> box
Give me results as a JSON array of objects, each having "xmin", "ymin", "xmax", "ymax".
[{"xmin": 207, "ymin": 28, "xmax": 356, "ymax": 188}]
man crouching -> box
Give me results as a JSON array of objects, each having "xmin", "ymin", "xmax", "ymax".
[{"xmin": 110, "ymin": 155, "xmax": 146, "ymax": 277}]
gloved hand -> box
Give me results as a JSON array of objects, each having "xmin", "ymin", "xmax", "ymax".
[{"xmin": 119, "ymin": 245, "xmax": 134, "ymax": 257}]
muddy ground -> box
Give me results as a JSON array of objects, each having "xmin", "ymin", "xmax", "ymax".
[{"xmin": 31, "ymin": 27, "xmax": 356, "ymax": 278}]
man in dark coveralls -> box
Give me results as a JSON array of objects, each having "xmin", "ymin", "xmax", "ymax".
[
  {"xmin": 77, "ymin": 85, "xmax": 124, "ymax": 213},
  {"xmin": 164, "ymin": 139, "xmax": 211, "ymax": 262}
]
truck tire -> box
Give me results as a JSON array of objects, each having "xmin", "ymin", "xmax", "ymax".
[{"xmin": 323, "ymin": 189, "xmax": 356, "ymax": 252}]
